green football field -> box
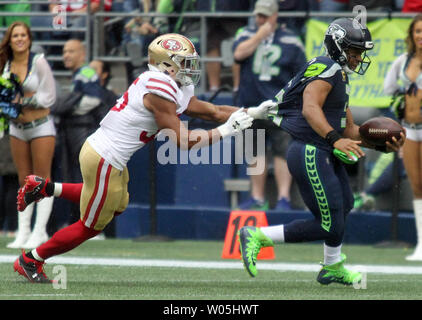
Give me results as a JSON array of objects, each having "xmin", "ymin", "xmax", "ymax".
[{"xmin": 1, "ymin": 237, "xmax": 422, "ymax": 303}]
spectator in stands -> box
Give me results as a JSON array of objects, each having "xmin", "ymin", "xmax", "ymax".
[
  {"xmin": 0, "ymin": 132, "xmax": 19, "ymax": 239},
  {"xmin": 88, "ymin": 59, "xmax": 119, "ymax": 127},
  {"xmin": 347, "ymin": 0, "xmax": 394, "ymax": 12},
  {"xmin": 196, "ymin": 0, "xmax": 250, "ymax": 92},
  {"xmin": 0, "ymin": 22, "xmax": 56, "ymax": 249},
  {"xmin": 394, "ymin": 0, "xmax": 404, "ymax": 10},
  {"xmin": 233, "ymin": 0, "xmax": 307, "ymax": 211},
  {"xmin": 384, "ymin": 14, "xmax": 422, "ymax": 260},
  {"xmin": 123, "ymin": 0, "xmax": 159, "ymax": 83},
  {"xmin": 318, "ymin": 0, "xmax": 349, "ymax": 23},
  {"xmin": 272, "ymin": 0, "xmax": 319, "ymax": 37},
  {"xmin": 49, "ymin": 0, "xmax": 113, "ymax": 23},
  {"xmin": 402, "ymin": 0, "xmax": 422, "ymax": 12},
  {"xmin": 155, "ymin": 0, "xmax": 200, "ymax": 46},
  {"xmin": 0, "ymin": 0, "xmax": 31, "ymax": 28},
  {"xmin": 31, "ymin": 0, "xmax": 112, "ymax": 41},
  {"xmin": 52, "ymin": 39, "xmax": 103, "ymax": 225}
]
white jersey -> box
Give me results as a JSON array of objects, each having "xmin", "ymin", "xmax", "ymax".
[{"xmin": 87, "ymin": 70, "xmax": 194, "ymax": 170}]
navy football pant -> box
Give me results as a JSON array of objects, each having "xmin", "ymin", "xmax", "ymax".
[{"xmin": 284, "ymin": 140, "xmax": 354, "ymax": 247}]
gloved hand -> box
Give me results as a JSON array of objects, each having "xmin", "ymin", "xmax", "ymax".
[
  {"xmin": 217, "ymin": 108, "xmax": 254, "ymax": 138},
  {"xmin": 246, "ymin": 99, "xmax": 277, "ymax": 120}
]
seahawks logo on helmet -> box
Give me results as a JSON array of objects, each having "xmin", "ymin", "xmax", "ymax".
[{"xmin": 326, "ymin": 24, "xmax": 346, "ymax": 44}]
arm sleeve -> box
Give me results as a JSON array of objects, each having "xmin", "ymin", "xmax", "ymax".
[
  {"xmin": 384, "ymin": 54, "xmax": 406, "ymax": 95},
  {"xmin": 33, "ymin": 55, "xmax": 56, "ymax": 108}
]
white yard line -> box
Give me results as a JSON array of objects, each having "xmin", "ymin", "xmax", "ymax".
[{"xmin": 1, "ymin": 254, "xmax": 422, "ymax": 274}]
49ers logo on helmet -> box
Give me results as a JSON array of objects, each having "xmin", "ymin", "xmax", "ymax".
[{"xmin": 161, "ymin": 39, "xmax": 182, "ymax": 52}]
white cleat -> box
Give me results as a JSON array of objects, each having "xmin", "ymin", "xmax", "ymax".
[
  {"xmin": 6, "ymin": 232, "xmax": 31, "ymax": 249},
  {"xmin": 406, "ymin": 247, "xmax": 422, "ymax": 261}
]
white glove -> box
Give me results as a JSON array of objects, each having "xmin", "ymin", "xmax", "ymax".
[
  {"xmin": 246, "ymin": 99, "xmax": 278, "ymax": 120},
  {"xmin": 217, "ymin": 108, "xmax": 254, "ymax": 138}
]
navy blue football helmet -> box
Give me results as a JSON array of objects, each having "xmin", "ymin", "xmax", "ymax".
[{"xmin": 324, "ymin": 18, "xmax": 374, "ymax": 75}]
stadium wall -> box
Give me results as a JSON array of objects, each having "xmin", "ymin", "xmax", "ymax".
[{"xmin": 115, "ymin": 204, "xmax": 417, "ymax": 245}]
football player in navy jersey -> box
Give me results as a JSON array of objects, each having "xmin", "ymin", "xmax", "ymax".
[
  {"xmin": 238, "ymin": 17, "xmax": 406, "ymax": 285},
  {"xmin": 233, "ymin": 0, "xmax": 307, "ymax": 211}
]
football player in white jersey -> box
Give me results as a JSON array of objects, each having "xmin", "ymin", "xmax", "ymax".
[{"xmin": 12, "ymin": 33, "xmax": 275, "ymax": 283}]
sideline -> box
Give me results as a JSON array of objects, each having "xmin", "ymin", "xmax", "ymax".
[{"xmin": 1, "ymin": 254, "xmax": 422, "ymax": 274}]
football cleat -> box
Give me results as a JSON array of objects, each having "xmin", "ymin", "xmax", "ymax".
[
  {"xmin": 317, "ymin": 253, "xmax": 362, "ymax": 286},
  {"xmin": 13, "ymin": 250, "xmax": 52, "ymax": 283},
  {"xmin": 17, "ymin": 175, "xmax": 51, "ymax": 212},
  {"xmin": 238, "ymin": 226, "xmax": 274, "ymax": 277}
]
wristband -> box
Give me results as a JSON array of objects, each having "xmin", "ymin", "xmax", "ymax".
[{"xmin": 325, "ymin": 130, "xmax": 342, "ymax": 147}]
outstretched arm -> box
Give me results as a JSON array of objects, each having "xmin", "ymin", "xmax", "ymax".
[
  {"xmin": 144, "ymin": 93, "xmax": 252, "ymax": 149},
  {"xmin": 184, "ymin": 96, "xmax": 276, "ymax": 122},
  {"xmin": 183, "ymin": 96, "xmax": 239, "ymax": 123}
]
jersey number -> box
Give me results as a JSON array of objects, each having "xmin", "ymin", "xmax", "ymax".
[{"xmin": 252, "ymin": 44, "xmax": 282, "ymax": 80}]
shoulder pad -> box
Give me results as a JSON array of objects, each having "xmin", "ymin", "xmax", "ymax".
[
  {"xmin": 144, "ymin": 71, "xmax": 179, "ymax": 104},
  {"xmin": 304, "ymin": 56, "xmax": 341, "ymax": 78}
]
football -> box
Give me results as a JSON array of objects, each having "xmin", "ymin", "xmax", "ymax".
[{"xmin": 359, "ymin": 117, "xmax": 405, "ymax": 147}]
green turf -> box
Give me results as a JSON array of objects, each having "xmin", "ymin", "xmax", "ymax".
[{"xmin": 1, "ymin": 237, "xmax": 422, "ymax": 300}]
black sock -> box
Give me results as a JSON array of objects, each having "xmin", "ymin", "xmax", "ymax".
[
  {"xmin": 45, "ymin": 181, "xmax": 54, "ymax": 197},
  {"xmin": 26, "ymin": 251, "xmax": 35, "ymax": 260}
]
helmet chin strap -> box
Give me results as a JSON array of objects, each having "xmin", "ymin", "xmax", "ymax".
[
  {"xmin": 339, "ymin": 49, "xmax": 358, "ymax": 75},
  {"xmin": 342, "ymin": 65, "xmax": 354, "ymax": 75}
]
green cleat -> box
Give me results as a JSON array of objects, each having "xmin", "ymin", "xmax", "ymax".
[
  {"xmin": 238, "ymin": 226, "xmax": 274, "ymax": 277},
  {"xmin": 317, "ymin": 253, "xmax": 362, "ymax": 286}
]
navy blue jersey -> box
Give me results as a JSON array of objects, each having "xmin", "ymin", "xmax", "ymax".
[
  {"xmin": 233, "ymin": 26, "xmax": 306, "ymax": 107},
  {"xmin": 270, "ymin": 56, "xmax": 350, "ymax": 151}
]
